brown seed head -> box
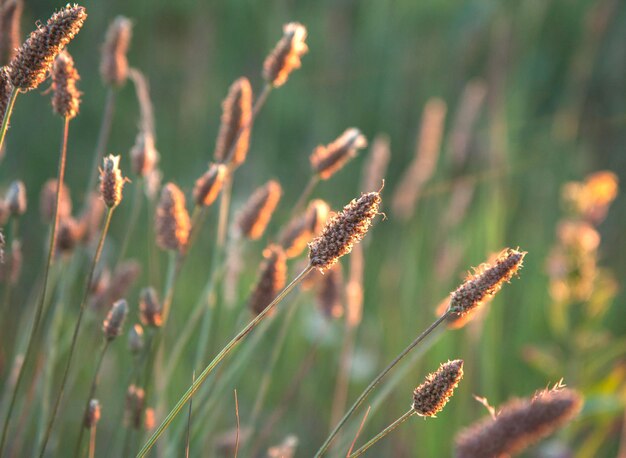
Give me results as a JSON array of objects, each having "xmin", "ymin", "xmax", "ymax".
[
  {"xmin": 55, "ymin": 217, "xmax": 82, "ymax": 255},
  {"xmin": 128, "ymin": 323, "xmax": 144, "ymax": 354},
  {"xmin": 139, "ymin": 286, "xmax": 162, "ymax": 328},
  {"xmin": 316, "ymin": 263, "xmax": 344, "ymax": 319},
  {"xmin": 8, "ymin": 4, "xmax": 87, "ymax": 91},
  {"xmin": 193, "ymin": 163, "xmax": 227, "ymax": 207},
  {"xmin": 309, "ymin": 191, "xmax": 381, "ymax": 271},
  {"xmin": 99, "ymin": 155, "xmax": 126, "ymax": 208},
  {"xmin": 0, "ymin": 0, "xmax": 23, "ymax": 65},
  {"xmin": 103, "ymin": 299, "xmax": 128, "ymax": 340},
  {"xmin": 39, "ymin": 179, "xmax": 72, "ymax": 223},
  {"xmin": 448, "ymin": 248, "xmax": 525, "ymax": 317},
  {"xmin": 100, "ymin": 16, "xmax": 132, "ymax": 87},
  {"xmin": 248, "ymin": 245, "xmax": 287, "ymax": 316},
  {"xmin": 51, "ymin": 51, "xmax": 80, "ymax": 119},
  {"xmin": 92, "ymin": 260, "xmax": 140, "ymax": 311},
  {"xmin": 279, "ymin": 199, "xmax": 329, "ymax": 258},
  {"xmin": 263, "ymin": 22, "xmax": 308, "ymax": 87},
  {"xmin": 0, "ymin": 67, "xmax": 12, "ymax": 120},
  {"xmin": 125, "ymin": 385, "xmax": 145, "ymax": 430},
  {"xmin": 155, "ymin": 183, "xmax": 190, "ymax": 251},
  {"xmin": 236, "ymin": 180, "xmax": 282, "ymax": 240},
  {"xmin": 84, "ymin": 399, "xmax": 101, "ymax": 429},
  {"xmin": 413, "ymin": 359, "xmax": 464, "ymax": 417},
  {"xmin": 455, "ymin": 387, "xmax": 583, "ymax": 458},
  {"xmin": 310, "ymin": 128, "xmax": 367, "ymax": 180},
  {"xmin": 5, "ymin": 179, "xmax": 26, "ymax": 216},
  {"xmin": 214, "ymin": 77, "xmax": 252, "ymax": 167},
  {"xmin": 130, "ymin": 130, "xmax": 159, "ymax": 177}
]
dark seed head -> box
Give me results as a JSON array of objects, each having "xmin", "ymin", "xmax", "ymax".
[
  {"xmin": 100, "ymin": 16, "xmax": 132, "ymax": 87},
  {"xmin": 103, "ymin": 299, "xmax": 128, "ymax": 340},
  {"xmin": 412, "ymin": 359, "xmax": 464, "ymax": 417},
  {"xmin": 310, "ymin": 128, "xmax": 367, "ymax": 180},
  {"xmin": 248, "ymin": 245, "xmax": 287, "ymax": 316},
  {"xmin": 155, "ymin": 183, "xmax": 190, "ymax": 251},
  {"xmin": 99, "ymin": 155, "xmax": 126, "ymax": 208},
  {"xmin": 263, "ymin": 22, "xmax": 308, "ymax": 87},
  {"xmin": 139, "ymin": 287, "xmax": 162, "ymax": 328},
  {"xmin": 236, "ymin": 180, "xmax": 282, "ymax": 240},
  {"xmin": 193, "ymin": 163, "xmax": 227, "ymax": 207},
  {"xmin": 214, "ymin": 77, "xmax": 252, "ymax": 167},
  {"xmin": 84, "ymin": 399, "xmax": 101, "ymax": 429},
  {"xmin": 51, "ymin": 51, "xmax": 80, "ymax": 119}
]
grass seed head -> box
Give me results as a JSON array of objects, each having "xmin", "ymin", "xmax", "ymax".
[
  {"xmin": 55, "ymin": 216, "xmax": 82, "ymax": 255},
  {"xmin": 193, "ymin": 163, "xmax": 227, "ymax": 207},
  {"xmin": 263, "ymin": 22, "xmax": 308, "ymax": 87},
  {"xmin": 130, "ymin": 130, "xmax": 159, "ymax": 177},
  {"xmin": 0, "ymin": 67, "xmax": 12, "ymax": 119},
  {"xmin": 100, "ymin": 15, "xmax": 132, "ymax": 87},
  {"xmin": 310, "ymin": 128, "xmax": 367, "ymax": 180},
  {"xmin": 51, "ymin": 51, "xmax": 81, "ymax": 119},
  {"xmin": 103, "ymin": 298, "xmax": 128, "ymax": 340},
  {"xmin": 128, "ymin": 323, "xmax": 144, "ymax": 354},
  {"xmin": 236, "ymin": 180, "xmax": 282, "ymax": 240},
  {"xmin": 214, "ymin": 77, "xmax": 252, "ymax": 167},
  {"xmin": 39, "ymin": 179, "xmax": 72, "ymax": 223},
  {"xmin": 413, "ymin": 359, "xmax": 464, "ymax": 417},
  {"xmin": 5, "ymin": 179, "xmax": 26, "ymax": 216},
  {"xmin": 139, "ymin": 286, "xmax": 163, "ymax": 328},
  {"xmin": 99, "ymin": 154, "xmax": 126, "ymax": 208},
  {"xmin": 316, "ymin": 263, "xmax": 344, "ymax": 319},
  {"xmin": 248, "ymin": 245, "xmax": 287, "ymax": 316},
  {"xmin": 125, "ymin": 385, "xmax": 145, "ymax": 430},
  {"xmin": 155, "ymin": 182, "xmax": 191, "ymax": 251},
  {"xmin": 84, "ymin": 399, "xmax": 101, "ymax": 429}
]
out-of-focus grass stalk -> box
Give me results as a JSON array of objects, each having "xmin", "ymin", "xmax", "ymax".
[
  {"xmin": 349, "ymin": 409, "xmax": 416, "ymax": 457},
  {"xmin": 0, "ymin": 87, "xmax": 18, "ymax": 155},
  {"xmin": 1, "ymin": 216, "xmax": 19, "ymax": 314},
  {"xmin": 84, "ymin": 89, "xmax": 116, "ymax": 200},
  {"xmin": 292, "ymin": 174, "xmax": 319, "ymax": 215}
]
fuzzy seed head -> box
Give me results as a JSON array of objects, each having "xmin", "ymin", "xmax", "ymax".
[
  {"xmin": 0, "ymin": 0, "xmax": 23, "ymax": 65},
  {"xmin": 139, "ymin": 287, "xmax": 162, "ymax": 328},
  {"xmin": 214, "ymin": 77, "xmax": 252, "ymax": 167},
  {"xmin": 100, "ymin": 16, "xmax": 132, "ymax": 87},
  {"xmin": 193, "ymin": 163, "xmax": 227, "ymax": 207},
  {"xmin": 84, "ymin": 399, "xmax": 101, "ymax": 429},
  {"xmin": 155, "ymin": 183, "xmax": 190, "ymax": 251},
  {"xmin": 248, "ymin": 245, "xmax": 287, "ymax": 316},
  {"xmin": 51, "ymin": 51, "xmax": 80, "ymax": 118},
  {"xmin": 103, "ymin": 299, "xmax": 128, "ymax": 340},
  {"xmin": 455, "ymin": 387, "xmax": 583, "ymax": 458},
  {"xmin": 130, "ymin": 130, "xmax": 159, "ymax": 177},
  {"xmin": 99, "ymin": 155, "xmax": 125, "ymax": 208},
  {"xmin": 125, "ymin": 385, "xmax": 145, "ymax": 430},
  {"xmin": 236, "ymin": 180, "xmax": 282, "ymax": 240},
  {"xmin": 128, "ymin": 323, "xmax": 144, "ymax": 354},
  {"xmin": 39, "ymin": 179, "xmax": 72, "ymax": 223},
  {"xmin": 279, "ymin": 199, "xmax": 329, "ymax": 258},
  {"xmin": 311, "ymin": 128, "xmax": 367, "ymax": 180},
  {"xmin": 0, "ymin": 67, "xmax": 12, "ymax": 120},
  {"xmin": 413, "ymin": 359, "xmax": 464, "ymax": 417},
  {"xmin": 263, "ymin": 22, "xmax": 308, "ymax": 87},
  {"xmin": 309, "ymin": 191, "xmax": 381, "ymax": 271},
  {"xmin": 8, "ymin": 4, "xmax": 87, "ymax": 91},
  {"xmin": 5, "ymin": 179, "xmax": 26, "ymax": 216},
  {"xmin": 55, "ymin": 217, "xmax": 82, "ymax": 255},
  {"xmin": 448, "ymin": 248, "xmax": 525, "ymax": 317}
]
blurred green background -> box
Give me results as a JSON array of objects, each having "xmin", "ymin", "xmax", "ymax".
[{"xmin": 1, "ymin": 0, "xmax": 625, "ymax": 456}]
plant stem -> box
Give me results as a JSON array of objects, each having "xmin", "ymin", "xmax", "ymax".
[
  {"xmin": 216, "ymin": 173, "xmax": 233, "ymax": 248},
  {"xmin": 0, "ymin": 87, "xmax": 18, "ymax": 155},
  {"xmin": 349, "ymin": 409, "xmax": 416, "ymax": 457},
  {"xmin": 315, "ymin": 311, "xmax": 450, "ymax": 457},
  {"xmin": 88, "ymin": 426, "xmax": 97, "ymax": 458},
  {"xmin": 137, "ymin": 265, "xmax": 313, "ymax": 457},
  {"xmin": 0, "ymin": 116, "xmax": 70, "ymax": 455},
  {"xmin": 38, "ymin": 207, "xmax": 115, "ymax": 457},
  {"xmin": 292, "ymin": 174, "xmax": 320, "ymax": 215}
]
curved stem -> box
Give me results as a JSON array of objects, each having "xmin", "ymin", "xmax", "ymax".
[
  {"xmin": 137, "ymin": 265, "xmax": 313, "ymax": 457},
  {"xmin": 0, "ymin": 116, "xmax": 69, "ymax": 455},
  {"xmin": 349, "ymin": 409, "xmax": 415, "ymax": 457},
  {"xmin": 0, "ymin": 87, "xmax": 18, "ymax": 155},
  {"xmin": 315, "ymin": 311, "xmax": 450, "ymax": 457},
  {"xmin": 38, "ymin": 207, "xmax": 115, "ymax": 458}
]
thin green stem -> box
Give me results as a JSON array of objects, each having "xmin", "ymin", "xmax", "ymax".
[
  {"xmin": 137, "ymin": 265, "xmax": 313, "ymax": 457},
  {"xmin": 38, "ymin": 207, "xmax": 115, "ymax": 458},
  {"xmin": 315, "ymin": 311, "xmax": 450, "ymax": 457},
  {"xmin": 292, "ymin": 174, "xmax": 320, "ymax": 216},
  {"xmin": 84, "ymin": 89, "xmax": 116, "ymax": 201},
  {"xmin": 349, "ymin": 409, "xmax": 416, "ymax": 457},
  {"xmin": 0, "ymin": 116, "xmax": 70, "ymax": 455},
  {"xmin": 0, "ymin": 87, "xmax": 18, "ymax": 155}
]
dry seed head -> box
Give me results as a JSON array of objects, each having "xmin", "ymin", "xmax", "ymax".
[
  {"xmin": 413, "ymin": 359, "xmax": 464, "ymax": 417},
  {"xmin": 139, "ymin": 287, "xmax": 162, "ymax": 328},
  {"xmin": 316, "ymin": 263, "xmax": 344, "ymax": 319},
  {"xmin": 279, "ymin": 199, "xmax": 329, "ymax": 258},
  {"xmin": 236, "ymin": 180, "xmax": 282, "ymax": 240},
  {"xmin": 263, "ymin": 22, "xmax": 308, "ymax": 87},
  {"xmin": 100, "ymin": 16, "xmax": 132, "ymax": 87},
  {"xmin": 248, "ymin": 245, "xmax": 287, "ymax": 316},
  {"xmin": 0, "ymin": 0, "xmax": 23, "ymax": 65},
  {"xmin": 455, "ymin": 387, "xmax": 583, "ymax": 458},
  {"xmin": 448, "ymin": 248, "xmax": 525, "ymax": 317},
  {"xmin": 125, "ymin": 385, "xmax": 145, "ymax": 429},
  {"xmin": 309, "ymin": 191, "xmax": 381, "ymax": 271},
  {"xmin": 51, "ymin": 51, "xmax": 80, "ymax": 119},
  {"xmin": 5, "ymin": 179, "xmax": 26, "ymax": 216},
  {"xmin": 310, "ymin": 128, "xmax": 367, "ymax": 180},
  {"xmin": 214, "ymin": 77, "xmax": 252, "ymax": 167},
  {"xmin": 39, "ymin": 179, "xmax": 72, "ymax": 223},
  {"xmin": 193, "ymin": 163, "xmax": 227, "ymax": 207},
  {"xmin": 55, "ymin": 217, "xmax": 82, "ymax": 255},
  {"xmin": 8, "ymin": 4, "xmax": 87, "ymax": 91},
  {"xmin": 0, "ymin": 67, "xmax": 12, "ymax": 120},
  {"xmin": 130, "ymin": 130, "xmax": 159, "ymax": 177},
  {"xmin": 155, "ymin": 183, "xmax": 190, "ymax": 251},
  {"xmin": 103, "ymin": 299, "xmax": 128, "ymax": 340},
  {"xmin": 128, "ymin": 323, "xmax": 144, "ymax": 354},
  {"xmin": 99, "ymin": 155, "xmax": 126, "ymax": 208},
  {"xmin": 84, "ymin": 399, "xmax": 101, "ymax": 429}
]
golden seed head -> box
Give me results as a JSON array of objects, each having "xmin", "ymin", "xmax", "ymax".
[
  {"xmin": 455, "ymin": 387, "xmax": 583, "ymax": 458},
  {"xmin": 279, "ymin": 199, "xmax": 329, "ymax": 258},
  {"xmin": 139, "ymin": 287, "xmax": 162, "ymax": 328},
  {"xmin": 309, "ymin": 191, "xmax": 381, "ymax": 271},
  {"xmin": 155, "ymin": 183, "xmax": 191, "ymax": 251},
  {"xmin": 0, "ymin": 67, "xmax": 12, "ymax": 120},
  {"xmin": 413, "ymin": 359, "xmax": 464, "ymax": 417},
  {"xmin": 448, "ymin": 248, "xmax": 525, "ymax": 317},
  {"xmin": 130, "ymin": 130, "xmax": 159, "ymax": 177},
  {"xmin": 316, "ymin": 263, "xmax": 344, "ymax": 319},
  {"xmin": 311, "ymin": 128, "xmax": 367, "ymax": 180},
  {"xmin": 99, "ymin": 154, "xmax": 126, "ymax": 208},
  {"xmin": 5, "ymin": 179, "xmax": 26, "ymax": 216},
  {"xmin": 51, "ymin": 51, "xmax": 80, "ymax": 119},
  {"xmin": 100, "ymin": 15, "xmax": 132, "ymax": 87},
  {"xmin": 55, "ymin": 217, "xmax": 82, "ymax": 255},
  {"xmin": 263, "ymin": 22, "xmax": 308, "ymax": 87},
  {"xmin": 103, "ymin": 299, "xmax": 128, "ymax": 340},
  {"xmin": 84, "ymin": 399, "xmax": 101, "ymax": 429},
  {"xmin": 248, "ymin": 245, "xmax": 287, "ymax": 316},
  {"xmin": 193, "ymin": 163, "xmax": 227, "ymax": 207},
  {"xmin": 125, "ymin": 385, "xmax": 145, "ymax": 430},
  {"xmin": 236, "ymin": 180, "xmax": 282, "ymax": 240},
  {"xmin": 0, "ymin": 0, "xmax": 23, "ymax": 65},
  {"xmin": 128, "ymin": 323, "xmax": 144, "ymax": 354},
  {"xmin": 214, "ymin": 77, "xmax": 252, "ymax": 167},
  {"xmin": 39, "ymin": 179, "xmax": 72, "ymax": 223},
  {"xmin": 8, "ymin": 4, "xmax": 87, "ymax": 91}
]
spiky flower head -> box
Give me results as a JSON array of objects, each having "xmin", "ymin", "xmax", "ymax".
[
  {"xmin": 248, "ymin": 245, "xmax": 287, "ymax": 316},
  {"xmin": 263, "ymin": 22, "xmax": 308, "ymax": 87},
  {"xmin": 447, "ymin": 248, "xmax": 525, "ymax": 317},
  {"xmin": 214, "ymin": 77, "xmax": 252, "ymax": 167},
  {"xmin": 51, "ymin": 51, "xmax": 80, "ymax": 119},
  {"xmin": 310, "ymin": 128, "xmax": 367, "ymax": 180},
  {"xmin": 155, "ymin": 183, "xmax": 190, "ymax": 251},
  {"xmin": 412, "ymin": 359, "xmax": 464, "ymax": 417},
  {"xmin": 130, "ymin": 130, "xmax": 159, "ymax": 177},
  {"xmin": 100, "ymin": 16, "xmax": 132, "ymax": 87},
  {"xmin": 5, "ymin": 179, "xmax": 26, "ymax": 216},
  {"xmin": 455, "ymin": 387, "xmax": 583, "ymax": 458},
  {"xmin": 128, "ymin": 323, "xmax": 144, "ymax": 354},
  {"xmin": 99, "ymin": 155, "xmax": 126, "ymax": 208},
  {"xmin": 39, "ymin": 179, "xmax": 72, "ymax": 223},
  {"xmin": 84, "ymin": 399, "xmax": 101, "ymax": 429},
  {"xmin": 8, "ymin": 4, "xmax": 87, "ymax": 91},
  {"xmin": 236, "ymin": 180, "xmax": 282, "ymax": 240},
  {"xmin": 139, "ymin": 287, "xmax": 162, "ymax": 328},
  {"xmin": 103, "ymin": 299, "xmax": 128, "ymax": 340},
  {"xmin": 193, "ymin": 163, "xmax": 227, "ymax": 207},
  {"xmin": 309, "ymin": 191, "xmax": 381, "ymax": 271}
]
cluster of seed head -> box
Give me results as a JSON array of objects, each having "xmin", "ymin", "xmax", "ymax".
[
  {"xmin": 103, "ymin": 299, "xmax": 128, "ymax": 340},
  {"xmin": 99, "ymin": 155, "xmax": 126, "ymax": 208},
  {"xmin": 310, "ymin": 128, "xmax": 367, "ymax": 180},
  {"xmin": 279, "ymin": 199, "xmax": 329, "ymax": 258},
  {"xmin": 248, "ymin": 245, "xmax": 287, "ymax": 316},
  {"xmin": 448, "ymin": 248, "xmax": 525, "ymax": 317},
  {"xmin": 309, "ymin": 191, "xmax": 381, "ymax": 271},
  {"xmin": 8, "ymin": 4, "xmax": 87, "ymax": 91},
  {"xmin": 214, "ymin": 77, "xmax": 252, "ymax": 167},
  {"xmin": 51, "ymin": 51, "xmax": 81, "ymax": 119},
  {"xmin": 84, "ymin": 399, "xmax": 101, "ymax": 429},
  {"xmin": 412, "ymin": 359, "xmax": 464, "ymax": 417},
  {"xmin": 155, "ymin": 183, "xmax": 191, "ymax": 251},
  {"xmin": 455, "ymin": 387, "xmax": 583, "ymax": 458},
  {"xmin": 263, "ymin": 22, "xmax": 308, "ymax": 87},
  {"xmin": 193, "ymin": 163, "xmax": 227, "ymax": 207},
  {"xmin": 139, "ymin": 287, "xmax": 162, "ymax": 328},
  {"xmin": 236, "ymin": 180, "xmax": 282, "ymax": 240},
  {"xmin": 100, "ymin": 15, "xmax": 132, "ymax": 87}
]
